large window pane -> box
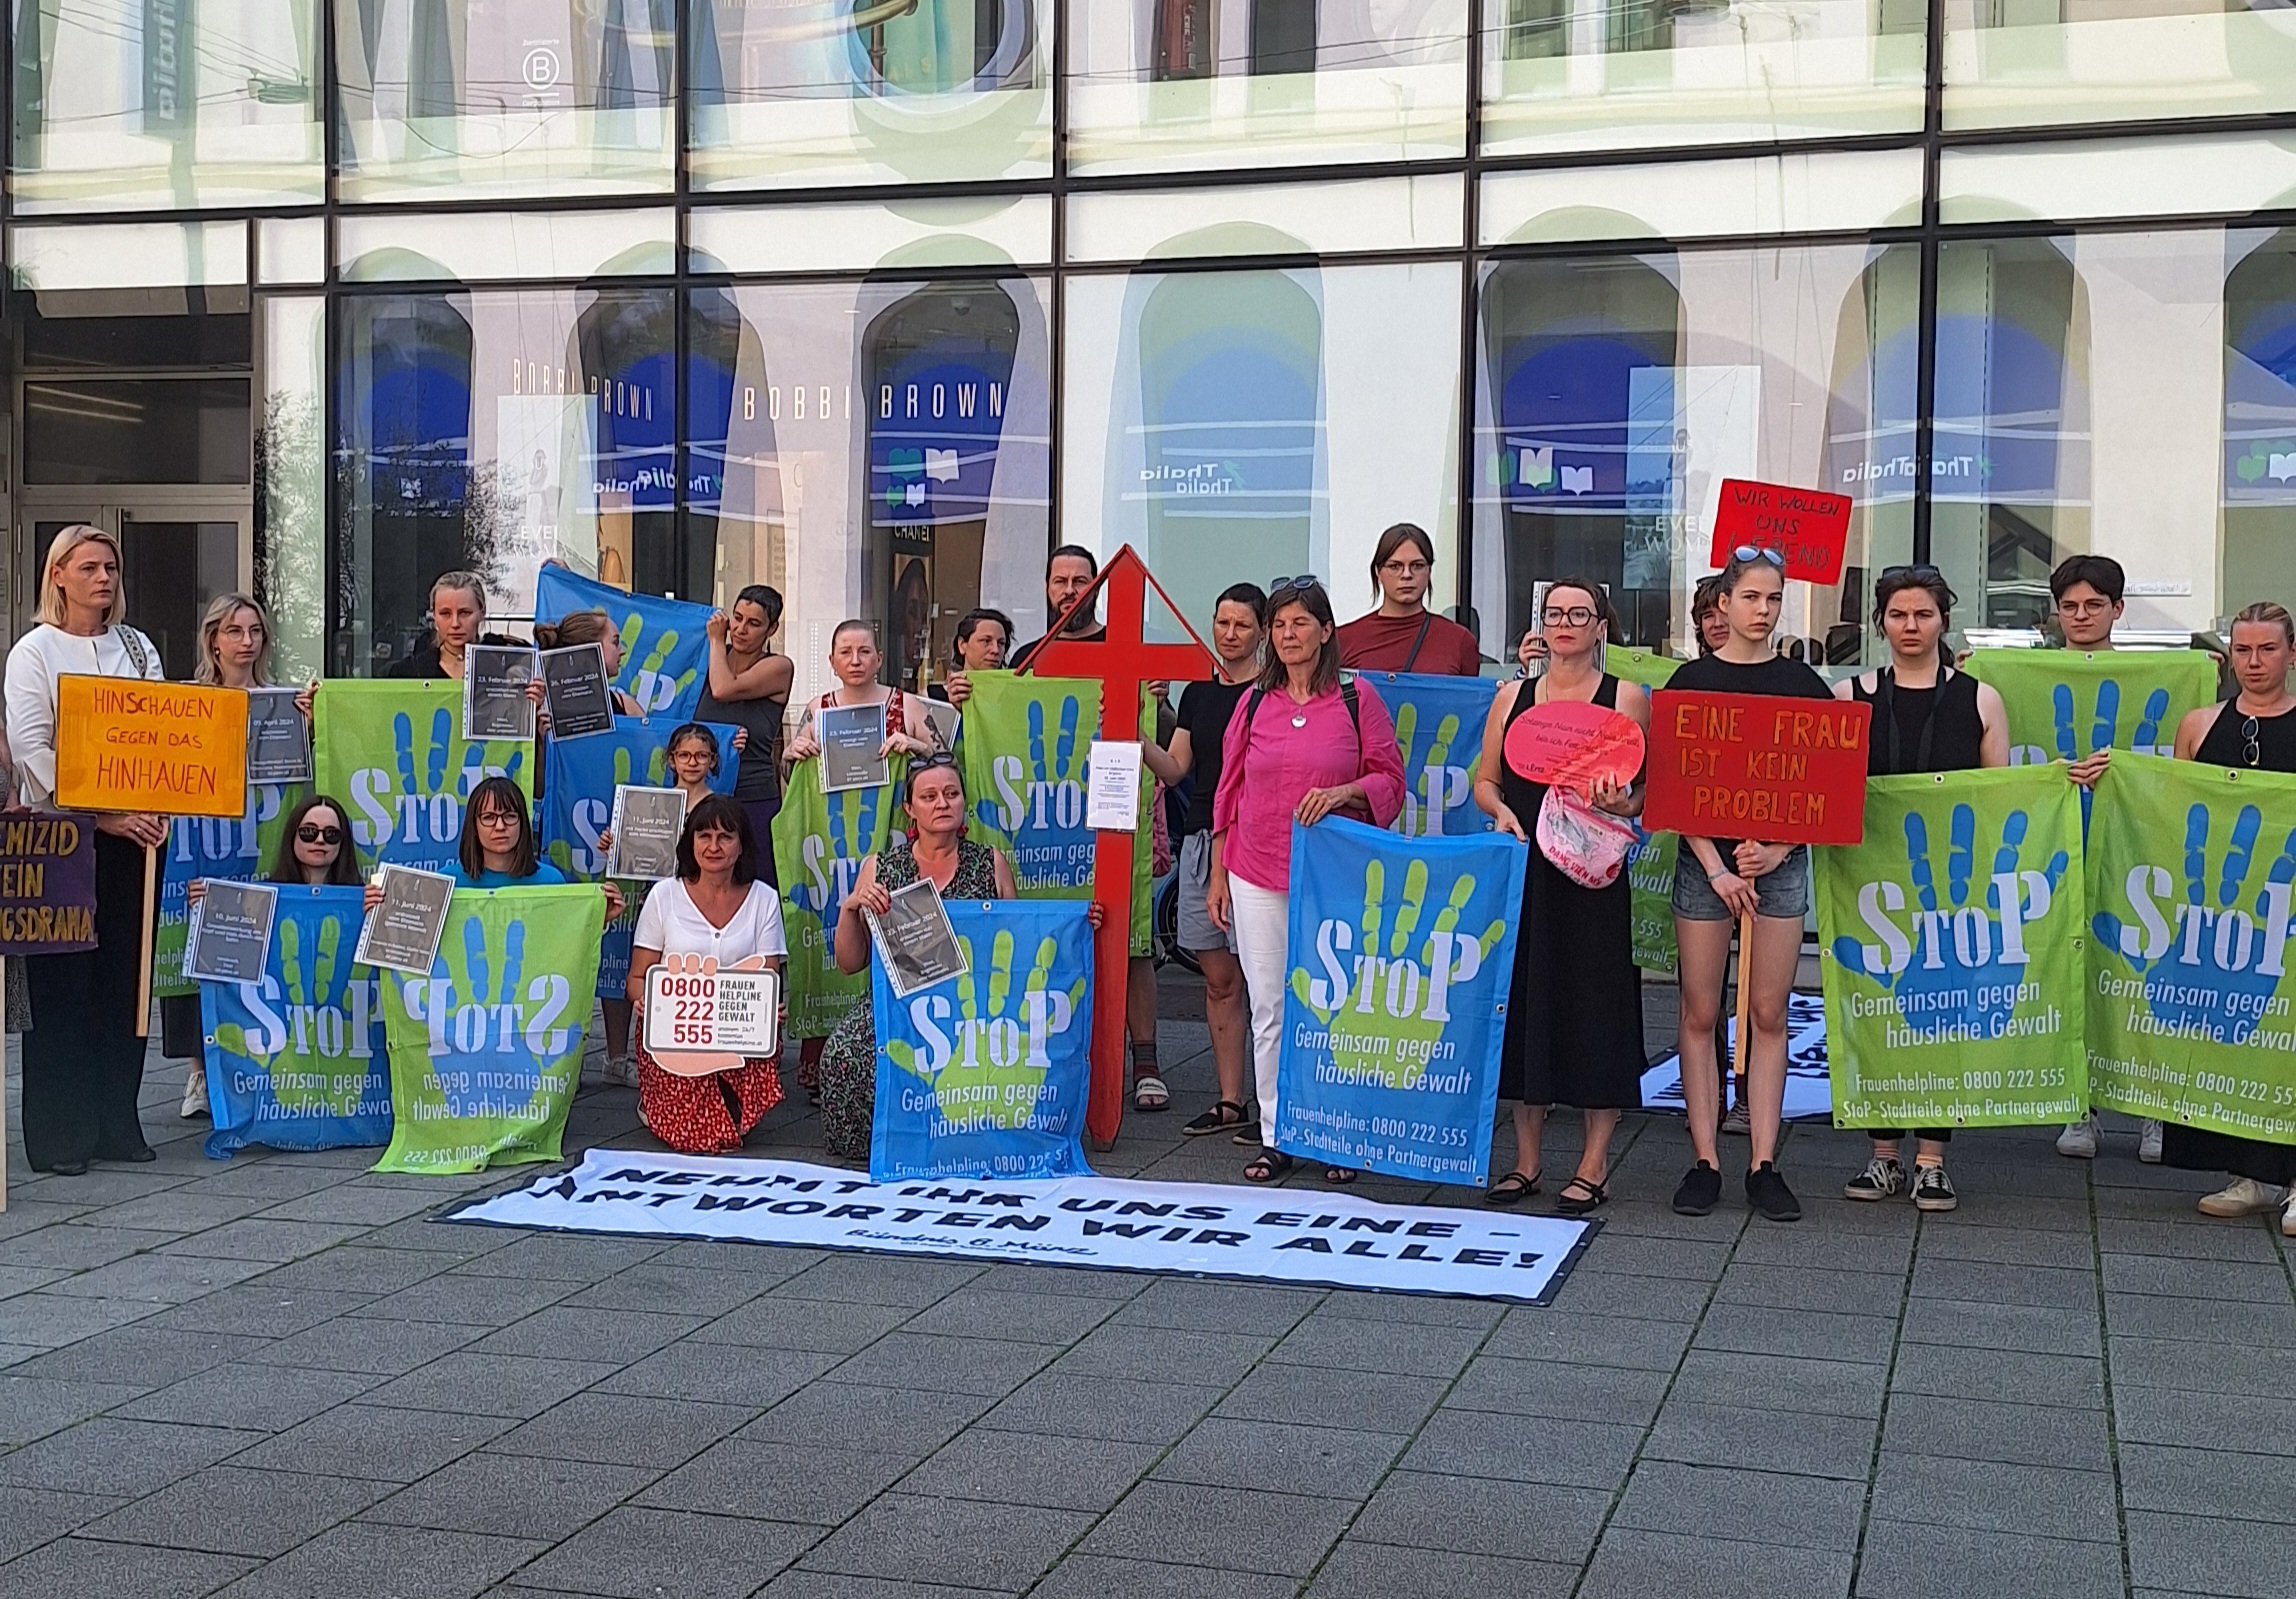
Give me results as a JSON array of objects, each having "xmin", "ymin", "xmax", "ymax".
[
  {"xmin": 691, "ymin": 0, "xmax": 1050, "ymax": 191},
  {"xmin": 260, "ymin": 296, "xmax": 326, "ymax": 683},
  {"xmin": 332, "ymin": 286, "xmax": 676, "ymax": 674},
  {"xmin": 1480, "ymin": 0, "xmax": 1925, "ymax": 156},
  {"xmin": 1944, "ymin": 0, "xmax": 2296, "ymax": 132},
  {"xmin": 1472, "ymin": 245, "xmax": 1915, "ymax": 666},
  {"xmin": 686, "ymin": 277, "xmax": 1052, "ymax": 703},
  {"xmin": 1063, "ymin": 260, "xmax": 1462, "ymax": 644},
  {"xmin": 335, "ymin": 0, "xmax": 675, "ymax": 201},
  {"xmin": 1066, "ymin": 0, "xmax": 1467, "ymax": 175},
  {"xmin": 10, "ymin": 0, "xmax": 323, "ymax": 210}
]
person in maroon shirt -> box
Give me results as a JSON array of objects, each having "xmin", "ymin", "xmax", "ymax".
[{"xmin": 1335, "ymin": 523, "xmax": 1484, "ymax": 675}]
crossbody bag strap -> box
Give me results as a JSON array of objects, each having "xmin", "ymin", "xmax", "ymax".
[
  {"xmin": 1400, "ymin": 612, "xmax": 1434, "ymax": 673},
  {"xmin": 112, "ymin": 625, "xmax": 151, "ymax": 679}
]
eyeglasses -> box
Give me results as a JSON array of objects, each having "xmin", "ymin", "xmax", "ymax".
[
  {"xmin": 1379, "ymin": 560, "xmax": 1431, "ymax": 578},
  {"xmin": 1268, "ymin": 575, "xmax": 1321, "ymax": 596},
  {"xmin": 295, "ymin": 824, "xmax": 343, "ymax": 845},
  {"xmin": 1540, "ymin": 606, "xmax": 1598, "ymax": 628},
  {"xmin": 1880, "ymin": 564, "xmax": 1943, "ymax": 581},
  {"xmin": 473, "ymin": 810, "xmax": 522, "ymax": 829},
  {"xmin": 1732, "ymin": 546, "xmax": 1786, "ymax": 568}
]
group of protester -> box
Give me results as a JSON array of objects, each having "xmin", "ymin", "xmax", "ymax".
[{"xmin": 6, "ymin": 520, "xmax": 2293, "ymax": 1240}]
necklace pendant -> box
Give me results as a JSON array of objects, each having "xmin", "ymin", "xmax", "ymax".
[{"xmin": 1290, "ymin": 712, "xmax": 1308, "ymax": 729}]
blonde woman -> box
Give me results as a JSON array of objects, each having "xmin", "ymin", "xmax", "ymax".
[{"xmin": 2, "ymin": 526, "xmax": 168, "ymax": 1176}]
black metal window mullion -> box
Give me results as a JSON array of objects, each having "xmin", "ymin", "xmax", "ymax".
[
  {"xmin": 1457, "ymin": 0, "xmax": 1483, "ymax": 642},
  {"xmin": 1912, "ymin": 0, "xmax": 1946, "ymax": 567},
  {"xmin": 1047, "ymin": 0, "xmax": 1069, "ymax": 561}
]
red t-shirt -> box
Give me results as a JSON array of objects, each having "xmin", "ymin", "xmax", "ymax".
[{"xmin": 1335, "ymin": 610, "xmax": 1484, "ymax": 676}]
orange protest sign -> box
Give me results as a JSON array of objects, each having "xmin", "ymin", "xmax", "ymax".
[{"xmin": 52, "ymin": 676, "xmax": 249, "ymax": 819}]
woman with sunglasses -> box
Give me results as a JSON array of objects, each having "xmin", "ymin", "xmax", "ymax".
[
  {"xmin": 1336, "ymin": 523, "xmax": 1484, "ymax": 675},
  {"xmin": 1209, "ymin": 576, "xmax": 1407, "ymax": 1184},
  {"xmin": 1476, "ymin": 580, "xmax": 1648, "ymax": 1213},
  {"xmin": 189, "ymin": 795, "xmax": 368, "ymax": 907},
  {"xmin": 1834, "ymin": 567, "xmax": 2011, "ymax": 1213},
  {"xmin": 1666, "ymin": 547, "xmax": 1833, "ymax": 1222},
  {"xmin": 2163, "ymin": 601, "xmax": 2296, "ymax": 1236}
]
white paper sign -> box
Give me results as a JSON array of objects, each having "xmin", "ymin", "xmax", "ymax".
[
  {"xmin": 644, "ymin": 963, "xmax": 783, "ymax": 1055},
  {"xmin": 1086, "ymin": 740, "xmax": 1142, "ymax": 832}
]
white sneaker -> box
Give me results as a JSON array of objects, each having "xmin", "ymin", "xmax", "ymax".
[
  {"xmin": 2055, "ymin": 1114, "xmax": 2100, "ymax": 1159},
  {"xmin": 180, "ymin": 1063, "xmax": 208, "ymax": 1119},
  {"xmin": 2282, "ymin": 1193, "xmax": 2296, "ymax": 1239},
  {"xmin": 2197, "ymin": 1177, "xmax": 2285, "ymax": 1218},
  {"xmin": 2138, "ymin": 1119, "xmax": 2164, "ymax": 1164}
]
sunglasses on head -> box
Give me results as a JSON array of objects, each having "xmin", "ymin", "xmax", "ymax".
[
  {"xmin": 295, "ymin": 823, "xmax": 343, "ymax": 845},
  {"xmin": 1267, "ymin": 575, "xmax": 1321, "ymax": 596},
  {"xmin": 1732, "ymin": 546, "xmax": 1786, "ymax": 568},
  {"xmin": 908, "ymin": 751, "xmax": 959, "ymax": 780},
  {"xmin": 1880, "ymin": 564, "xmax": 1943, "ymax": 581}
]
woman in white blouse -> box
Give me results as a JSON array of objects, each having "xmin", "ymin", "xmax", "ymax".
[
  {"xmin": 2, "ymin": 525, "xmax": 169, "ymax": 1176},
  {"xmin": 625, "ymin": 793, "xmax": 788, "ymax": 1153}
]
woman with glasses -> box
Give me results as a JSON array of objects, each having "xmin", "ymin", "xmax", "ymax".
[
  {"xmin": 450, "ymin": 776, "xmax": 625, "ymax": 920},
  {"xmin": 1666, "ymin": 547, "xmax": 1834, "ymax": 1222},
  {"xmin": 2163, "ymin": 601, "xmax": 2296, "ymax": 1237},
  {"xmin": 1336, "ymin": 523, "xmax": 1484, "ymax": 676},
  {"xmin": 1474, "ymin": 580, "xmax": 1648, "ymax": 1214},
  {"xmin": 1834, "ymin": 567, "xmax": 2011, "ymax": 1214},
  {"xmin": 1208, "ymin": 576, "xmax": 1407, "ymax": 1183}
]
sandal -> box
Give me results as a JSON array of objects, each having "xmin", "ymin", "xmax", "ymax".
[
  {"xmin": 1133, "ymin": 1074, "xmax": 1170, "ymax": 1113},
  {"xmin": 1555, "ymin": 1176, "xmax": 1610, "ymax": 1216},
  {"xmin": 1483, "ymin": 1170, "xmax": 1541, "ymax": 1207},
  {"xmin": 1183, "ymin": 1100, "xmax": 1254, "ymax": 1137},
  {"xmin": 1244, "ymin": 1148, "xmax": 1294, "ymax": 1183},
  {"xmin": 1323, "ymin": 1166, "xmax": 1357, "ymax": 1185}
]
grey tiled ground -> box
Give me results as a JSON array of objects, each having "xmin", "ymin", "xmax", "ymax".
[{"xmin": 4, "ymin": 972, "xmax": 2293, "ymax": 1599}]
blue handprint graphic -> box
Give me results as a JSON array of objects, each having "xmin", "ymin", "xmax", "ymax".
[
  {"xmin": 792, "ymin": 782, "xmax": 890, "ymax": 938},
  {"xmin": 2092, "ymin": 799, "xmax": 2296, "ymax": 1041},
  {"xmin": 972, "ymin": 689, "xmax": 1091, "ymax": 891},
  {"xmin": 2052, "ymin": 677, "xmax": 2172, "ymax": 763},
  {"xmin": 374, "ymin": 707, "xmax": 526, "ymax": 871},
  {"xmin": 1830, "ymin": 797, "xmax": 2070, "ymax": 1039}
]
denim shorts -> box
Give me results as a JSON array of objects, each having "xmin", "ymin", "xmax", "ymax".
[
  {"xmin": 1672, "ymin": 843, "xmax": 1812, "ymax": 922},
  {"xmin": 1176, "ymin": 831, "xmax": 1237, "ymax": 954}
]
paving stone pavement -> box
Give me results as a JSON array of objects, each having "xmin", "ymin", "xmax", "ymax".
[{"xmin": 3, "ymin": 976, "xmax": 2292, "ymax": 1599}]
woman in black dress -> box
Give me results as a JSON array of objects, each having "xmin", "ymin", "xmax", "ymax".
[
  {"xmin": 1473, "ymin": 579, "xmax": 1650, "ymax": 1215},
  {"xmin": 1833, "ymin": 567, "xmax": 2011, "ymax": 1212},
  {"xmin": 2166, "ymin": 600, "xmax": 2296, "ymax": 1237}
]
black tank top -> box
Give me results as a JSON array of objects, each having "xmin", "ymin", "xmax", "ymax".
[
  {"xmin": 1851, "ymin": 667, "xmax": 1986, "ymax": 776},
  {"xmin": 2195, "ymin": 701, "xmax": 2296, "ymax": 775}
]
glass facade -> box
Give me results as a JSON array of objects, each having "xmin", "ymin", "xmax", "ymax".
[{"xmin": 3, "ymin": 0, "xmax": 2290, "ymax": 689}]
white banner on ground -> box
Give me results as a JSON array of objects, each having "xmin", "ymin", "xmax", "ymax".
[
  {"xmin": 1639, "ymin": 992, "xmax": 1833, "ymax": 1122},
  {"xmin": 445, "ymin": 1151, "xmax": 1597, "ymax": 1305}
]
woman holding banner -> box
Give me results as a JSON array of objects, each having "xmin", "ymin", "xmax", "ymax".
[
  {"xmin": 929, "ymin": 607, "xmax": 1014, "ymax": 710},
  {"xmin": 168, "ymin": 593, "xmax": 314, "ymax": 1118},
  {"xmin": 451, "ymin": 777, "xmax": 624, "ymax": 923},
  {"xmin": 1475, "ymin": 580, "xmax": 1648, "ymax": 1214},
  {"xmin": 1666, "ymin": 549, "xmax": 1834, "ymax": 1222},
  {"xmin": 532, "ymin": 609, "xmax": 644, "ymax": 718},
  {"xmin": 818, "ymin": 754, "xmax": 1019, "ymax": 1161},
  {"xmin": 2165, "ymin": 601, "xmax": 2296, "ymax": 1235},
  {"xmin": 385, "ymin": 571, "xmax": 524, "ymax": 678},
  {"xmin": 698, "ymin": 585, "xmax": 792, "ymax": 867},
  {"xmin": 1208, "ymin": 577, "xmax": 1407, "ymax": 1184},
  {"xmin": 3, "ymin": 524, "xmax": 169, "ymax": 1176},
  {"xmin": 1834, "ymin": 567, "xmax": 2012, "ymax": 1212},
  {"xmin": 626, "ymin": 795, "xmax": 788, "ymax": 1153}
]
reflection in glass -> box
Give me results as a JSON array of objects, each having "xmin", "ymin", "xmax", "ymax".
[
  {"xmin": 1069, "ymin": 1, "xmax": 1467, "ymax": 174},
  {"xmin": 2225, "ymin": 230, "xmax": 2296, "ymax": 616},
  {"xmin": 691, "ymin": 0, "xmax": 1048, "ymax": 190},
  {"xmin": 1480, "ymin": 0, "xmax": 1923, "ymax": 156},
  {"xmin": 332, "ymin": 287, "xmax": 676, "ymax": 674},
  {"xmin": 1473, "ymin": 246, "xmax": 1915, "ymax": 665},
  {"xmin": 1945, "ymin": 0, "xmax": 2296, "ymax": 132},
  {"xmin": 9, "ymin": 0, "xmax": 323, "ymax": 209},
  {"xmin": 23, "ymin": 378, "xmax": 253, "ymax": 485},
  {"xmin": 686, "ymin": 279, "xmax": 1051, "ymax": 701},
  {"xmin": 335, "ymin": 0, "xmax": 675, "ymax": 200}
]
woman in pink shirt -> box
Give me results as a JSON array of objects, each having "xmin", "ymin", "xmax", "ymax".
[{"xmin": 1207, "ymin": 577, "xmax": 1407, "ymax": 1183}]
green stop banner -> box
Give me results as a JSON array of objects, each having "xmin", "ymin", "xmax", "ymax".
[
  {"xmin": 1965, "ymin": 649, "xmax": 2217, "ymax": 765},
  {"xmin": 1816, "ymin": 767, "xmax": 2088, "ymax": 1128},
  {"xmin": 2086, "ymin": 756, "xmax": 2296, "ymax": 1146},
  {"xmin": 1605, "ymin": 645, "xmax": 1681, "ymax": 974},
  {"xmin": 773, "ymin": 757, "xmax": 904, "ymax": 1041},
  {"xmin": 372, "ymin": 886, "xmax": 607, "ymax": 1174},
  {"xmin": 315, "ymin": 682, "xmax": 533, "ymax": 876}
]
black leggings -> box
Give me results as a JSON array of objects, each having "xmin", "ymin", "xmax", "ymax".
[
  {"xmin": 1869, "ymin": 1128, "xmax": 1953, "ymax": 1145},
  {"xmin": 21, "ymin": 832, "xmax": 154, "ymax": 1168}
]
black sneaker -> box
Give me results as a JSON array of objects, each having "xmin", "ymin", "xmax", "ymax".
[
  {"xmin": 1746, "ymin": 1162, "xmax": 1802, "ymax": 1222},
  {"xmin": 1910, "ymin": 1164, "xmax": 1958, "ymax": 1213},
  {"xmin": 1672, "ymin": 1161, "xmax": 1723, "ymax": 1216},
  {"xmin": 1843, "ymin": 1155, "xmax": 1904, "ymax": 1202}
]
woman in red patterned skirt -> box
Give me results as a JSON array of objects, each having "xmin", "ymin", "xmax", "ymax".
[{"xmin": 625, "ymin": 794, "xmax": 788, "ymax": 1153}]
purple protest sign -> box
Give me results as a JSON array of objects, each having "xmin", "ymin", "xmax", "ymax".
[{"xmin": 0, "ymin": 812, "xmax": 98, "ymax": 954}]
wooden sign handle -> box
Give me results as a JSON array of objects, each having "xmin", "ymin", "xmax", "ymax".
[
  {"xmin": 135, "ymin": 842, "xmax": 158, "ymax": 1039},
  {"xmin": 1730, "ymin": 909, "xmax": 1754, "ymax": 1092}
]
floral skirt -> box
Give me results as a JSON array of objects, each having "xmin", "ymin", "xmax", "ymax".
[
  {"xmin": 817, "ymin": 996, "xmax": 877, "ymax": 1163},
  {"xmin": 636, "ymin": 1043, "xmax": 782, "ymax": 1155}
]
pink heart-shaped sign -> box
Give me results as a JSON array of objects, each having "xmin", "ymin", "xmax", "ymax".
[{"xmin": 1504, "ymin": 699, "xmax": 1645, "ymax": 789}]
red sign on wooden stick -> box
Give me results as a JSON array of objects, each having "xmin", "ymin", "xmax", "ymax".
[
  {"xmin": 1503, "ymin": 700, "xmax": 1645, "ymax": 790},
  {"xmin": 1708, "ymin": 478, "xmax": 1853, "ymax": 585},
  {"xmin": 1644, "ymin": 690, "xmax": 1871, "ymax": 845}
]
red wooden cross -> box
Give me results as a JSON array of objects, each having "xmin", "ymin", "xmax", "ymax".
[{"xmin": 1020, "ymin": 545, "xmax": 1217, "ymax": 1149}]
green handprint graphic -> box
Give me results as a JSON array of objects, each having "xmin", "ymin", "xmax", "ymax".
[
  {"xmin": 885, "ymin": 927, "xmax": 1086, "ymax": 1124},
  {"xmin": 1381, "ymin": 675, "xmax": 1498, "ymax": 839},
  {"xmin": 1287, "ymin": 853, "xmax": 1509, "ymax": 1090},
  {"xmin": 626, "ymin": 621, "xmax": 702, "ymax": 714}
]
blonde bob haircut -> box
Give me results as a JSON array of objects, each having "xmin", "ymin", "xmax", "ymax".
[
  {"xmin": 37, "ymin": 524, "xmax": 125, "ymax": 629},
  {"xmin": 194, "ymin": 593, "xmax": 274, "ymax": 687}
]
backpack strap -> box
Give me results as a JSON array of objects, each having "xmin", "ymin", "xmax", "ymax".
[{"xmin": 112, "ymin": 625, "xmax": 151, "ymax": 679}]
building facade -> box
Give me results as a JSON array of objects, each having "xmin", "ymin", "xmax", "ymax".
[{"xmin": 0, "ymin": 1, "xmax": 2285, "ymax": 700}]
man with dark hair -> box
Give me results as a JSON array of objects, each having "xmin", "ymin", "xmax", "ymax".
[{"xmin": 1010, "ymin": 546, "xmax": 1104, "ymax": 669}]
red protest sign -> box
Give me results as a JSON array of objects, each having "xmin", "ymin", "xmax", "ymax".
[
  {"xmin": 1644, "ymin": 690, "xmax": 1871, "ymax": 845},
  {"xmin": 1708, "ymin": 479, "xmax": 1853, "ymax": 585},
  {"xmin": 1504, "ymin": 700, "xmax": 1645, "ymax": 790}
]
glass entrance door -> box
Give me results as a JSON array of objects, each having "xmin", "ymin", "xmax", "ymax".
[{"xmin": 21, "ymin": 504, "xmax": 249, "ymax": 680}]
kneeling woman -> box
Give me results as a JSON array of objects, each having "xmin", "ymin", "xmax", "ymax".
[{"xmin": 625, "ymin": 795, "xmax": 788, "ymax": 1153}]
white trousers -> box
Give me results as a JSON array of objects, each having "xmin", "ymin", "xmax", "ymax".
[{"xmin": 1227, "ymin": 874, "xmax": 1291, "ymax": 1137}]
